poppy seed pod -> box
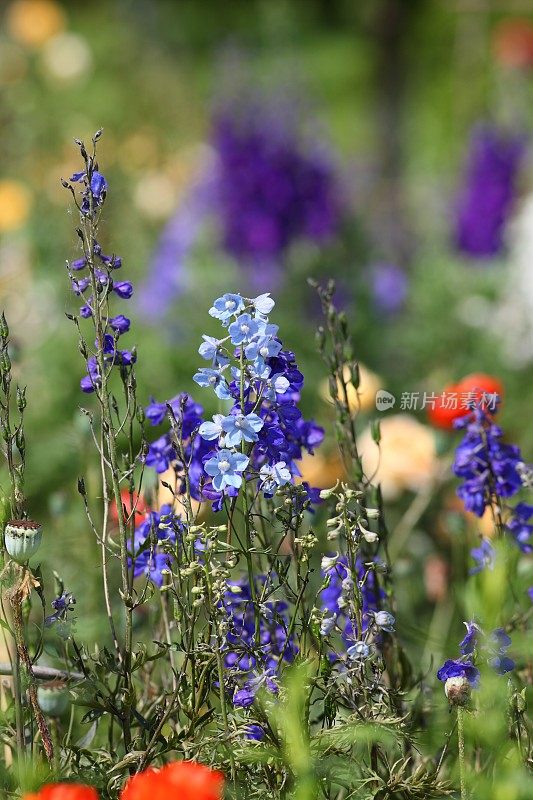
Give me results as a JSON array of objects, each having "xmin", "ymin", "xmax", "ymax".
[
  {"xmin": 4, "ymin": 519, "xmax": 43, "ymax": 564},
  {"xmin": 37, "ymin": 680, "xmax": 70, "ymax": 718},
  {"xmin": 445, "ymin": 676, "xmax": 471, "ymax": 706}
]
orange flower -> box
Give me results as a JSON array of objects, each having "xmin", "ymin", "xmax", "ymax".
[
  {"xmin": 428, "ymin": 373, "xmax": 503, "ymax": 430},
  {"xmin": 109, "ymin": 489, "xmax": 149, "ymax": 525},
  {"xmin": 6, "ymin": 0, "xmax": 66, "ymax": 48},
  {"xmin": 24, "ymin": 785, "xmax": 98, "ymax": 800},
  {"xmin": 121, "ymin": 761, "xmax": 223, "ymax": 800},
  {"xmin": 493, "ymin": 18, "xmax": 533, "ymax": 70}
]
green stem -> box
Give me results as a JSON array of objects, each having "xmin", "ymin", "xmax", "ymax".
[
  {"xmin": 10, "ymin": 571, "xmax": 54, "ymax": 763},
  {"xmin": 82, "ymin": 198, "xmax": 133, "ymax": 751},
  {"xmin": 457, "ymin": 706, "xmax": 467, "ymax": 800},
  {"xmin": 13, "ymin": 646, "xmax": 25, "ymax": 761}
]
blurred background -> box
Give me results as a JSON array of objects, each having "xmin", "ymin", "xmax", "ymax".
[{"xmin": 1, "ymin": 0, "xmax": 532, "ymax": 660}]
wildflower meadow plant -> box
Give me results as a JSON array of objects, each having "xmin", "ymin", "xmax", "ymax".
[{"xmin": 0, "ymin": 134, "xmax": 530, "ymax": 800}]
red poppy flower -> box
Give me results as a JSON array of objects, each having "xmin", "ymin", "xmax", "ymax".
[
  {"xmin": 109, "ymin": 489, "xmax": 149, "ymax": 525},
  {"xmin": 428, "ymin": 373, "xmax": 503, "ymax": 430},
  {"xmin": 121, "ymin": 761, "xmax": 224, "ymax": 800},
  {"xmin": 493, "ymin": 19, "xmax": 533, "ymax": 70},
  {"xmin": 24, "ymin": 785, "xmax": 99, "ymax": 800}
]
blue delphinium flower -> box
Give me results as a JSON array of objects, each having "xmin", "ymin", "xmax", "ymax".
[
  {"xmin": 320, "ymin": 555, "xmax": 386, "ymax": 653},
  {"xmin": 228, "ymin": 313, "xmax": 259, "ymax": 345},
  {"xmin": 204, "ymin": 449, "xmax": 249, "ymax": 492},
  {"xmin": 193, "ymin": 368, "xmax": 232, "ymax": 400},
  {"xmin": 221, "ymin": 577, "xmax": 298, "ymax": 708},
  {"xmin": 145, "ymin": 434, "xmax": 176, "ymax": 474},
  {"xmin": 459, "ymin": 620, "xmax": 481, "ymax": 655},
  {"xmin": 244, "ymin": 724, "xmax": 265, "ymax": 741},
  {"xmin": 258, "ymin": 461, "xmax": 292, "ymax": 497},
  {"xmin": 437, "ymin": 621, "xmax": 514, "ymax": 690},
  {"xmin": 66, "ymin": 164, "xmax": 135, "ymax": 393},
  {"xmin": 45, "ymin": 592, "xmax": 76, "ymax": 628},
  {"xmin": 437, "ymin": 659, "xmax": 480, "ymax": 688},
  {"xmin": 454, "ymin": 123, "xmax": 525, "ymax": 259},
  {"xmin": 144, "ymin": 393, "xmax": 212, "ymax": 503},
  {"xmin": 346, "ymin": 641, "xmax": 370, "ymax": 661},
  {"xmin": 470, "ymin": 538, "xmax": 496, "ymax": 574},
  {"xmin": 128, "ymin": 504, "xmax": 182, "ymax": 587},
  {"xmin": 453, "ymin": 402, "xmax": 523, "ymax": 517},
  {"xmin": 210, "ymin": 293, "xmax": 245, "ymax": 323},
  {"xmin": 198, "ymin": 335, "xmax": 229, "ymax": 366},
  {"xmin": 189, "ymin": 291, "xmax": 324, "ymax": 508},
  {"xmin": 221, "ymin": 412, "xmax": 263, "ymax": 447}
]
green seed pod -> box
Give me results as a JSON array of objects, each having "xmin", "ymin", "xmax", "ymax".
[
  {"xmin": 37, "ymin": 680, "xmax": 70, "ymax": 718},
  {"xmin": 4, "ymin": 519, "xmax": 42, "ymax": 564}
]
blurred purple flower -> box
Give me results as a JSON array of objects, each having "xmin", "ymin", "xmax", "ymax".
[
  {"xmin": 140, "ymin": 92, "xmax": 342, "ymax": 319},
  {"xmin": 212, "ymin": 105, "xmax": 341, "ymax": 288},
  {"xmin": 369, "ymin": 262, "xmax": 408, "ymax": 314},
  {"xmin": 454, "ymin": 124, "xmax": 525, "ymax": 259}
]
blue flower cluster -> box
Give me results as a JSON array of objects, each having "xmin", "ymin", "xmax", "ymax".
[
  {"xmin": 437, "ymin": 620, "xmax": 514, "ymax": 688},
  {"xmin": 67, "ymin": 169, "xmax": 135, "ymax": 393},
  {"xmin": 128, "ymin": 504, "xmax": 183, "ymax": 587},
  {"xmin": 220, "ymin": 577, "xmax": 298, "ymax": 709},
  {"xmin": 190, "ymin": 292, "xmax": 323, "ymax": 508},
  {"xmin": 454, "ymin": 123, "xmax": 525, "ymax": 258},
  {"xmin": 144, "ymin": 392, "xmax": 214, "ymax": 508},
  {"xmin": 320, "ymin": 554, "xmax": 388, "ymax": 656},
  {"xmin": 453, "ymin": 404, "xmax": 523, "ymax": 518}
]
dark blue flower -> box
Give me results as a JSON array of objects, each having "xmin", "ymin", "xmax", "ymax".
[
  {"xmin": 128, "ymin": 504, "xmax": 182, "ymax": 588},
  {"xmin": 320, "ymin": 555, "xmax": 385, "ymax": 652},
  {"xmin": 221, "ymin": 576, "xmax": 297, "ymax": 707},
  {"xmin": 453, "ymin": 403, "xmax": 523, "ymax": 517},
  {"xmin": 145, "ymin": 434, "xmax": 176, "ymax": 473},
  {"xmin": 437, "ymin": 659, "xmax": 480, "ymax": 687},
  {"xmin": 459, "ymin": 621, "xmax": 481, "ymax": 655},
  {"xmin": 454, "ymin": 124, "xmax": 525, "ymax": 258},
  {"xmin": 90, "ymin": 171, "xmax": 107, "ymax": 200},
  {"xmin": 113, "ymin": 281, "xmax": 133, "ymax": 299},
  {"xmin": 109, "ymin": 314, "xmax": 130, "ymax": 334},
  {"xmin": 244, "ymin": 724, "xmax": 265, "ymax": 741}
]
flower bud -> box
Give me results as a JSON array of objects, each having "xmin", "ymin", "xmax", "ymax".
[
  {"xmin": 444, "ymin": 676, "xmax": 471, "ymax": 706},
  {"xmin": 4, "ymin": 519, "xmax": 42, "ymax": 564}
]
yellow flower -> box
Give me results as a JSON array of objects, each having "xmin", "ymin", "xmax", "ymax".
[
  {"xmin": 0, "ymin": 180, "xmax": 32, "ymax": 232},
  {"xmin": 320, "ymin": 363, "xmax": 382, "ymax": 414},
  {"xmin": 6, "ymin": 0, "xmax": 66, "ymax": 48},
  {"xmin": 295, "ymin": 451, "xmax": 345, "ymax": 489},
  {"xmin": 358, "ymin": 414, "xmax": 437, "ymax": 500},
  {"xmin": 157, "ymin": 467, "xmax": 203, "ymax": 519}
]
